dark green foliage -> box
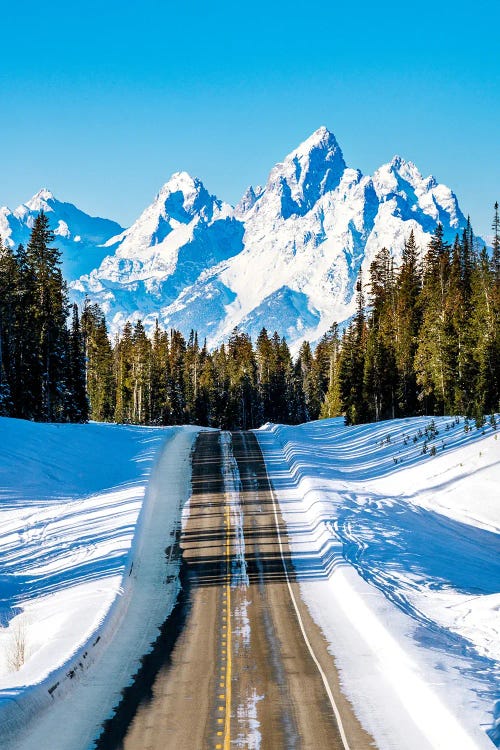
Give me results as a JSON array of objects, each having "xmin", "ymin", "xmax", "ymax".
[
  {"xmin": 81, "ymin": 300, "xmax": 115, "ymax": 421},
  {"xmin": 336, "ymin": 213, "xmax": 499, "ymax": 424},
  {"xmin": 66, "ymin": 304, "xmax": 89, "ymax": 422},
  {"xmin": 0, "ymin": 214, "xmax": 88, "ymax": 423}
]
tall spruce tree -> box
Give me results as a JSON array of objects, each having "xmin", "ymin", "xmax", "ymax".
[
  {"xmin": 81, "ymin": 300, "xmax": 115, "ymax": 421},
  {"xmin": 339, "ymin": 271, "xmax": 368, "ymax": 424},
  {"xmin": 66, "ymin": 303, "xmax": 89, "ymax": 422},
  {"xmin": 415, "ymin": 225, "xmax": 454, "ymax": 414},
  {"xmin": 25, "ymin": 212, "xmax": 69, "ymax": 421},
  {"xmin": 394, "ymin": 230, "xmax": 422, "ymax": 416}
]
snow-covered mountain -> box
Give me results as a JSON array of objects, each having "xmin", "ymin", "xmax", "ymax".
[
  {"xmin": 72, "ymin": 126, "xmax": 469, "ymax": 346},
  {"xmin": 71, "ymin": 172, "xmax": 244, "ymax": 328},
  {"xmin": 2, "ymin": 128, "xmax": 471, "ymax": 347},
  {"xmin": 0, "ymin": 190, "xmax": 124, "ymax": 279}
]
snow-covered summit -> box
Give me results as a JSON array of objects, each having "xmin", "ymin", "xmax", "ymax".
[
  {"xmin": 0, "ymin": 189, "xmax": 124, "ymax": 278},
  {"xmin": 372, "ymin": 156, "xmax": 464, "ymax": 230},
  {"xmin": 15, "ymin": 188, "xmax": 56, "ymax": 218},
  {"xmin": 72, "ymin": 173, "xmax": 244, "ymax": 328},
  {"xmin": 104, "ymin": 171, "xmax": 233, "ymax": 258},
  {"xmin": 245, "ymin": 125, "xmax": 347, "ymax": 220}
]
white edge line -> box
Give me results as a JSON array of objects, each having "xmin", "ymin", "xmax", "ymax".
[{"xmin": 262, "ymin": 441, "xmax": 352, "ymax": 750}]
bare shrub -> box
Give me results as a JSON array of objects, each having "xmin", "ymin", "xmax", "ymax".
[{"xmin": 6, "ymin": 615, "xmax": 28, "ymax": 672}]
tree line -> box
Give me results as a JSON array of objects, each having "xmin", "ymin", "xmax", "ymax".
[
  {"xmin": 338, "ymin": 211, "xmax": 500, "ymax": 425},
  {"xmin": 0, "ymin": 207, "xmax": 499, "ymax": 427},
  {"xmin": 0, "ymin": 213, "xmax": 87, "ymax": 422}
]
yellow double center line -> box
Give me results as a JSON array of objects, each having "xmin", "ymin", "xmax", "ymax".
[{"xmin": 223, "ymin": 501, "xmax": 232, "ymax": 750}]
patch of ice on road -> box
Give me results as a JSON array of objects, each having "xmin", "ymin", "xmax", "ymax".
[
  {"xmin": 234, "ymin": 688, "xmax": 264, "ymax": 750},
  {"xmin": 220, "ymin": 432, "xmax": 249, "ymax": 588},
  {"xmin": 234, "ymin": 597, "xmax": 251, "ymax": 648}
]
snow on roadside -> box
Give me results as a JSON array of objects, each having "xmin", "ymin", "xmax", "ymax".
[
  {"xmin": 256, "ymin": 415, "xmax": 500, "ymax": 750},
  {"xmin": 0, "ymin": 417, "xmax": 198, "ymax": 749}
]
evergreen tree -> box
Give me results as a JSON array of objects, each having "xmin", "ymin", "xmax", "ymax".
[
  {"xmin": 0, "ymin": 239, "xmax": 18, "ymax": 415},
  {"xmin": 415, "ymin": 225, "xmax": 454, "ymax": 414},
  {"xmin": 66, "ymin": 303, "xmax": 89, "ymax": 422},
  {"xmin": 296, "ymin": 341, "xmax": 321, "ymax": 420},
  {"xmin": 320, "ymin": 323, "xmax": 343, "ymax": 419},
  {"xmin": 168, "ymin": 329, "xmax": 187, "ymax": 423},
  {"xmin": 150, "ymin": 320, "xmax": 171, "ymax": 424},
  {"xmin": 339, "ymin": 272, "xmax": 368, "ymax": 424},
  {"xmin": 81, "ymin": 300, "xmax": 115, "ymax": 421},
  {"xmin": 131, "ymin": 320, "xmax": 152, "ymax": 424},
  {"xmin": 114, "ymin": 322, "xmax": 134, "ymax": 422},
  {"xmin": 364, "ymin": 248, "xmax": 397, "ymax": 420},
  {"xmin": 226, "ymin": 328, "xmax": 260, "ymax": 429},
  {"xmin": 25, "ymin": 212, "xmax": 69, "ymax": 421},
  {"xmin": 394, "ymin": 230, "xmax": 422, "ymax": 415}
]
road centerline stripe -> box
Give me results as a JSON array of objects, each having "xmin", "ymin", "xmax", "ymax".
[{"xmin": 223, "ymin": 474, "xmax": 232, "ymax": 750}]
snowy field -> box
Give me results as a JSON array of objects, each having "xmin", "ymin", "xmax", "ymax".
[
  {"xmin": 257, "ymin": 416, "xmax": 500, "ymax": 750},
  {"xmin": 0, "ymin": 417, "xmax": 197, "ymax": 749}
]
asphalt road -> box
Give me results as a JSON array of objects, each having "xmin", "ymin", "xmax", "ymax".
[{"xmin": 101, "ymin": 430, "xmax": 374, "ymax": 750}]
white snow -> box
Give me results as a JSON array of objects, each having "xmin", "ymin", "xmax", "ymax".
[
  {"xmin": 71, "ymin": 126, "xmax": 472, "ymax": 351},
  {"xmin": 256, "ymin": 415, "xmax": 500, "ymax": 750},
  {"xmin": 0, "ymin": 417, "xmax": 198, "ymax": 749}
]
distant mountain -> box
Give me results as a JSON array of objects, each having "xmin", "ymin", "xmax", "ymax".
[
  {"xmin": 71, "ymin": 172, "xmax": 244, "ymax": 330},
  {"xmin": 0, "ymin": 189, "xmax": 124, "ymax": 279},
  {"xmin": 1, "ymin": 128, "xmax": 472, "ymax": 349}
]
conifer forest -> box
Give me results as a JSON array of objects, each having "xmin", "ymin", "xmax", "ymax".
[{"xmin": 0, "ymin": 207, "xmax": 499, "ymax": 428}]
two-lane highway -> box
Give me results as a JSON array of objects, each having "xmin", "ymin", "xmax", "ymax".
[{"xmin": 101, "ymin": 430, "xmax": 374, "ymax": 750}]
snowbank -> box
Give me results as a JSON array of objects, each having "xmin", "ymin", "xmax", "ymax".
[
  {"xmin": 256, "ymin": 416, "xmax": 500, "ymax": 750},
  {"xmin": 0, "ymin": 418, "xmax": 198, "ymax": 749}
]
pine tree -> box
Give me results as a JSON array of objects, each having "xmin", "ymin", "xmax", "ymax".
[
  {"xmin": 364, "ymin": 248, "xmax": 398, "ymax": 420},
  {"xmin": 296, "ymin": 341, "xmax": 320, "ymax": 420},
  {"xmin": 255, "ymin": 328, "xmax": 273, "ymax": 423},
  {"xmin": 470, "ymin": 247, "xmax": 499, "ymax": 414},
  {"xmin": 415, "ymin": 225, "xmax": 454, "ymax": 414},
  {"xmin": 81, "ymin": 301, "xmax": 115, "ymax": 421},
  {"xmin": 114, "ymin": 322, "xmax": 134, "ymax": 422},
  {"xmin": 226, "ymin": 328, "xmax": 260, "ymax": 429},
  {"xmin": 339, "ymin": 271, "xmax": 368, "ymax": 424},
  {"xmin": 150, "ymin": 320, "xmax": 171, "ymax": 424},
  {"xmin": 319, "ymin": 323, "xmax": 342, "ymax": 418},
  {"xmin": 66, "ymin": 304, "xmax": 89, "ymax": 422},
  {"xmin": 0, "ymin": 239, "xmax": 18, "ymax": 415},
  {"xmin": 25, "ymin": 212, "xmax": 69, "ymax": 421},
  {"xmin": 394, "ymin": 231, "xmax": 422, "ymax": 415},
  {"xmin": 130, "ymin": 320, "xmax": 152, "ymax": 424},
  {"xmin": 168, "ymin": 329, "xmax": 187, "ymax": 424}
]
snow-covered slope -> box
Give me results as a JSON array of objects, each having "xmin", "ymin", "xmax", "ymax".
[
  {"xmin": 0, "ymin": 417, "xmax": 197, "ymax": 749},
  {"xmin": 72, "ymin": 127, "xmax": 469, "ymax": 347},
  {"xmin": 0, "ymin": 190, "xmax": 124, "ymax": 279},
  {"xmin": 257, "ymin": 416, "xmax": 500, "ymax": 749}
]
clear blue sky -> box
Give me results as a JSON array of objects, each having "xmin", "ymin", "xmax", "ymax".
[{"xmin": 1, "ymin": 0, "xmax": 498, "ymax": 236}]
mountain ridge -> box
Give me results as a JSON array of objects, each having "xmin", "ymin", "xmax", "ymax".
[{"xmin": 1, "ymin": 127, "xmax": 474, "ymax": 349}]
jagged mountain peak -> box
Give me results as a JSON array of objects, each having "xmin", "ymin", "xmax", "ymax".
[
  {"xmin": 157, "ymin": 171, "xmax": 201, "ymax": 198},
  {"xmin": 136, "ymin": 170, "xmax": 231, "ymax": 229},
  {"xmin": 291, "ymin": 125, "xmax": 341, "ymax": 157},
  {"xmin": 234, "ymin": 184, "xmax": 264, "ymax": 218},
  {"xmin": 27, "ymin": 187, "xmax": 55, "ymax": 204},
  {"xmin": 14, "ymin": 188, "xmax": 57, "ymax": 219},
  {"xmin": 251, "ymin": 126, "xmax": 347, "ymax": 220}
]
